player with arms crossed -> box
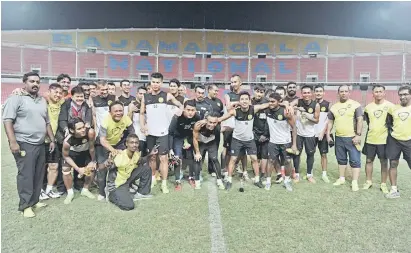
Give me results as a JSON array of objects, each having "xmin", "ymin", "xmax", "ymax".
[
  {"xmin": 62, "ymin": 118, "xmax": 97, "ymax": 204},
  {"xmin": 139, "ymin": 72, "xmax": 184, "ymax": 194}
]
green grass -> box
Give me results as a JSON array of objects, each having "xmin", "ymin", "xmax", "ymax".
[{"xmin": 2, "ymin": 128, "xmax": 411, "ymax": 253}]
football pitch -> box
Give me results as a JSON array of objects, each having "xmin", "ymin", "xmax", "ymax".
[{"xmin": 1, "ymin": 128, "xmax": 411, "ymax": 253}]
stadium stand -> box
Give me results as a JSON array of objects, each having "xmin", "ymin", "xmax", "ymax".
[
  {"xmin": 327, "ymin": 57, "xmax": 352, "ymax": 82},
  {"xmin": 299, "ymin": 57, "xmax": 326, "ymax": 82},
  {"xmin": 1, "ymin": 46, "xmax": 21, "ymax": 74},
  {"xmin": 353, "ymin": 56, "xmax": 378, "ymax": 82},
  {"xmin": 22, "ymin": 48, "xmax": 49, "ymax": 74},
  {"xmin": 50, "ymin": 50, "xmax": 76, "ymax": 77},
  {"xmin": 379, "ymin": 55, "xmax": 403, "ymax": 81}
]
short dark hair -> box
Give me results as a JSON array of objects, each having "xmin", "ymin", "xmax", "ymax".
[
  {"xmin": 107, "ymin": 82, "xmax": 116, "ymax": 87},
  {"xmin": 238, "ymin": 91, "xmax": 250, "ymax": 99},
  {"xmin": 207, "ymin": 112, "xmax": 220, "ymax": 118},
  {"xmin": 372, "ymin": 84, "xmax": 386, "ymax": 91},
  {"xmin": 71, "ymin": 86, "xmax": 85, "ymax": 96},
  {"xmin": 184, "ymin": 99, "xmax": 196, "ymax": 108},
  {"xmin": 231, "ymin": 74, "xmax": 241, "ymax": 79},
  {"xmin": 286, "ymin": 81, "xmax": 297, "ymax": 88},
  {"xmin": 57, "ymin": 74, "xmax": 71, "ymax": 83},
  {"xmin": 68, "ymin": 117, "xmax": 84, "ymax": 130},
  {"xmin": 49, "ymin": 83, "xmax": 63, "ymax": 90},
  {"xmin": 301, "ymin": 85, "xmax": 313, "ymax": 91},
  {"xmin": 269, "ymin": 92, "xmax": 282, "ymax": 102},
  {"xmin": 207, "ymin": 84, "xmax": 218, "ymax": 91},
  {"xmin": 109, "ymin": 101, "xmax": 124, "ymax": 111},
  {"xmin": 120, "ymin": 80, "xmax": 130, "ymax": 86},
  {"xmin": 169, "ymin": 78, "xmax": 180, "ymax": 87},
  {"xmin": 22, "ymin": 72, "xmax": 40, "ymax": 83},
  {"xmin": 195, "ymin": 84, "xmax": 206, "ymax": 92},
  {"xmin": 314, "ymin": 84, "xmax": 324, "ymax": 91},
  {"xmin": 77, "ymin": 82, "xmax": 89, "ymax": 90},
  {"xmin": 151, "ymin": 72, "xmax": 164, "ymax": 80},
  {"xmin": 89, "ymin": 82, "xmax": 96, "ymax": 87},
  {"xmin": 338, "ymin": 84, "xmax": 350, "ymax": 92},
  {"xmin": 138, "ymin": 86, "xmax": 147, "ymax": 92},
  {"xmin": 275, "ymin": 86, "xmax": 286, "ymax": 93},
  {"xmin": 126, "ymin": 133, "xmax": 139, "ymax": 142},
  {"xmin": 398, "ymin": 85, "xmax": 411, "ymax": 95},
  {"xmin": 97, "ymin": 80, "xmax": 107, "ymax": 87},
  {"xmin": 254, "ymin": 84, "xmax": 266, "ymax": 92}
]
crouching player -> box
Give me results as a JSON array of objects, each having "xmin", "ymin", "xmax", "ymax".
[
  {"xmin": 106, "ymin": 134, "xmax": 154, "ymax": 211},
  {"xmin": 62, "ymin": 117, "xmax": 97, "ymax": 204}
]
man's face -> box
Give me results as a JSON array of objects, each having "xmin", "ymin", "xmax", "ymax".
[
  {"xmin": 89, "ymin": 84, "xmax": 97, "ymax": 97},
  {"xmin": 110, "ymin": 104, "xmax": 124, "ymax": 122},
  {"xmin": 206, "ymin": 116, "xmax": 218, "ymax": 130},
  {"xmin": 49, "ymin": 87, "xmax": 63, "ymax": 103},
  {"xmin": 208, "ymin": 86, "xmax": 218, "ymax": 99},
  {"xmin": 183, "ymin": 105, "xmax": 196, "ymax": 118},
  {"xmin": 338, "ymin": 86, "xmax": 350, "ymax": 101},
  {"xmin": 81, "ymin": 85, "xmax": 90, "ymax": 99},
  {"xmin": 301, "ymin": 88, "xmax": 312, "ymax": 102},
  {"xmin": 276, "ymin": 89, "xmax": 286, "ymax": 100},
  {"xmin": 169, "ymin": 82, "xmax": 178, "ymax": 95},
  {"xmin": 98, "ymin": 84, "xmax": 109, "ymax": 98},
  {"xmin": 287, "ymin": 84, "xmax": 297, "ymax": 97},
  {"xmin": 59, "ymin": 77, "xmax": 71, "ymax": 91},
  {"xmin": 73, "ymin": 122, "xmax": 86, "ymax": 137},
  {"xmin": 230, "ymin": 76, "xmax": 241, "ymax": 92},
  {"xmin": 108, "ymin": 85, "xmax": 116, "ymax": 95},
  {"xmin": 399, "ymin": 89, "xmax": 411, "ymax": 106},
  {"xmin": 314, "ymin": 87, "xmax": 324, "ymax": 100},
  {"xmin": 178, "ymin": 86, "xmax": 186, "ymax": 97},
  {"xmin": 239, "ymin": 94, "xmax": 250, "ymax": 108},
  {"xmin": 196, "ymin": 88, "xmax": 205, "ymax": 101},
  {"xmin": 268, "ymin": 97, "xmax": 280, "ymax": 109},
  {"xmin": 372, "ymin": 87, "xmax": 385, "ymax": 101},
  {"xmin": 254, "ymin": 89, "xmax": 265, "ymax": 100},
  {"xmin": 126, "ymin": 137, "xmax": 139, "ymax": 152},
  {"xmin": 150, "ymin": 78, "xmax": 162, "ymax": 92},
  {"xmin": 120, "ymin": 82, "xmax": 131, "ymax": 94},
  {"xmin": 137, "ymin": 88, "xmax": 146, "ymax": 101},
  {"xmin": 72, "ymin": 92, "xmax": 85, "ymax": 106},
  {"xmin": 25, "ymin": 75, "xmax": 41, "ymax": 95}
]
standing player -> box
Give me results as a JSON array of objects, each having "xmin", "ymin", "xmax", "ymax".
[
  {"xmin": 57, "ymin": 73, "xmax": 72, "ymax": 98},
  {"xmin": 362, "ymin": 85, "xmax": 393, "ymax": 194},
  {"xmin": 167, "ymin": 79, "xmax": 185, "ymax": 124},
  {"xmin": 385, "ymin": 85, "xmax": 411, "ymax": 198},
  {"xmin": 118, "ymin": 79, "xmax": 136, "ymax": 115},
  {"xmin": 284, "ymin": 81, "xmax": 299, "ymax": 103},
  {"xmin": 290, "ymin": 85, "xmax": 320, "ymax": 183},
  {"xmin": 251, "ymin": 84, "xmax": 270, "ymax": 182},
  {"xmin": 327, "ymin": 85, "xmax": 363, "ymax": 192},
  {"xmin": 62, "ymin": 118, "xmax": 97, "ymax": 204},
  {"xmin": 190, "ymin": 84, "xmax": 213, "ymax": 120},
  {"xmin": 139, "ymin": 72, "xmax": 184, "ymax": 194},
  {"xmin": 178, "ymin": 84, "xmax": 187, "ymax": 98},
  {"xmin": 168, "ymin": 100, "xmax": 199, "ymax": 190},
  {"xmin": 314, "ymin": 85, "xmax": 331, "ymax": 183},
  {"xmin": 193, "ymin": 113, "xmax": 224, "ymax": 190},
  {"xmin": 128, "ymin": 86, "xmax": 148, "ymax": 156},
  {"xmin": 107, "ymin": 82, "xmax": 117, "ymax": 96},
  {"xmin": 219, "ymin": 91, "xmax": 270, "ymax": 190},
  {"xmin": 89, "ymin": 82, "xmax": 97, "ymax": 98},
  {"xmin": 265, "ymin": 93, "xmax": 297, "ymax": 191},
  {"xmin": 93, "ymin": 80, "xmax": 116, "ymax": 137}
]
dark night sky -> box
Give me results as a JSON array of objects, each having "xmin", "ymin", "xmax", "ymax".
[{"xmin": 2, "ymin": 1, "xmax": 411, "ymax": 40}]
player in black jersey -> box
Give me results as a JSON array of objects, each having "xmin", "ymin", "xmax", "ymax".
[
  {"xmin": 168, "ymin": 100, "xmax": 199, "ymax": 190},
  {"xmin": 169, "ymin": 79, "xmax": 185, "ymax": 104},
  {"xmin": 193, "ymin": 112, "xmax": 224, "ymax": 190},
  {"xmin": 284, "ymin": 81, "xmax": 299, "ymax": 103},
  {"xmin": 205, "ymin": 84, "xmax": 224, "ymax": 176},
  {"xmin": 252, "ymin": 84, "xmax": 270, "ymax": 182},
  {"xmin": 118, "ymin": 79, "xmax": 136, "ymax": 111},
  {"xmin": 62, "ymin": 118, "xmax": 96, "ymax": 204},
  {"xmin": 189, "ymin": 84, "xmax": 213, "ymax": 120},
  {"xmin": 107, "ymin": 82, "xmax": 116, "ymax": 96}
]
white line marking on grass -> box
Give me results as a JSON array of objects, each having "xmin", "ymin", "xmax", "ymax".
[{"xmin": 206, "ymin": 181, "xmax": 228, "ymax": 253}]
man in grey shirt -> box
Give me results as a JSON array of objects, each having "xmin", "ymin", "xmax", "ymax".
[{"xmin": 3, "ymin": 72, "xmax": 56, "ymax": 218}]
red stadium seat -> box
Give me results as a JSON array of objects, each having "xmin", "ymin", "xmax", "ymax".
[
  {"xmin": 78, "ymin": 52, "xmax": 105, "ymax": 78},
  {"xmin": 51, "ymin": 50, "xmax": 76, "ymax": 77},
  {"xmin": 379, "ymin": 55, "xmax": 403, "ymax": 82},
  {"xmin": 353, "ymin": 56, "xmax": 378, "ymax": 82},
  {"xmin": 327, "ymin": 57, "xmax": 351, "ymax": 82},
  {"xmin": 106, "ymin": 54, "xmax": 131, "ymax": 79},
  {"xmin": 22, "ymin": 48, "xmax": 49, "ymax": 75},
  {"xmin": 1, "ymin": 46, "xmax": 21, "ymax": 74},
  {"xmin": 299, "ymin": 58, "xmax": 326, "ymax": 82}
]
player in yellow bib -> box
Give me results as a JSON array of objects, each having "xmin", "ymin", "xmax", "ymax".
[
  {"xmin": 362, "ymin": 85, "xmax": 394, "ymax": 194},
  {"xmin": 327, "ymin": 85, "xmax": 363, "ymax": 192},
  {"xmin": 385, "ymin": 85, "xmax": 411, "ymax": 199}
]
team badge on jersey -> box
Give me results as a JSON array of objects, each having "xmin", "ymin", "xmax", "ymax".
[
  {"xmin": 158, "ymin": 97, "xmax": 164, "ymax": 103},
  {"xmin": 399, "ymin": 112, "xmax": 409, "ymax": 121},
  {"xmin": 308, "ymin": 108, "xmax": 313, "ymax": 113},
  {"xmin": 217, "ymin": 103, "xmax": 220, "ymax": 107},
  {"xmin": 338, "ymin": 108, "xmax": 347, "ymax": 116},
  {"xmin": 277, "ymin": 115, "xmax": 283, "ymax": 120},
  {"xmin": 108, "ymin": 100, "xmax": 112, "ymax": 105},
  {"xmin": 248, "ymin": 115, "xmax": 252, "ymax": 120},
  {"xmin": 82, "ymin": 139, "xmax": 87, "ymax": 143},
  {"xmin": 374, "ymin": 110, "xmax": 383, "ymax": 118},
  {"xmin": 321, "ymin": 107, "xmax": 326, "ymax": 112}
]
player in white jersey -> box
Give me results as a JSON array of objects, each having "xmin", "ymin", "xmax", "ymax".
[
  {"xmin": 265, "ymin": 92, "xmax": 297, "ymax": 191},
  {"xmin": 218, "ymin": 91, "xmax": 270, "ymax": 191},
  {"xmin": 313, "ymin": 85, "xmax": 331, "ymax": 183},
  {"xmin": 290, "ymin": 85, "xmax": 320, "ymax": 183},
  {"xmin": 128, "ymin": 86, "xmax": 148, "ymax": 156},
  {"xmin": 139, "ymin": 72, "xmax": 184, "ymax": 194}
]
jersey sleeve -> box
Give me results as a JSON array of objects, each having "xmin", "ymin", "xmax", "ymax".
[
  {"xmin": 354, "ymin": 106, "xmax": 363, "ymax": 118},
  {"xmin": 327, "ymin": 110, "xmax": 335, "ymax": 120}
]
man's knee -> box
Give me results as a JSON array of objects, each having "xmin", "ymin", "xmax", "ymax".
[
  {"xmin": 159, "ymin": 155, "xmax": 168, "ymax": 163},
  {"xmin": 62, "ymin": 167, "xmax": 73, "ymax": 175},
  {"xmin": 366, "ymin": 158, "xmax": 374, "ymax": 164},
  {"xmin": 389, "ymin": 160, "xmax": 399, "ymax": 169},
  {"xmin": 249, "ymin": 155, "xmax": 258, "ymax": 162},
  {"xmin": 48, "ymin": 163, "xmax": 58, "ymax": 173}
]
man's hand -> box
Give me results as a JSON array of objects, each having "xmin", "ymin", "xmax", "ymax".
[
  {"xmin": 259, "ymin": 135, "xmax": 268, "ymax": 143},
  {"xmin": 77, "ymin": 167, "xmax": 85, "ymax": 176},
  {"xmin": 169, "ymin": 149, "xmax": 174, "ymax": 157},
  {"xmin": 194, "ymin": 153, "xmax": 202, "ymax": 162},
  {"xmin": 352, "ymin": 135, "xmax": 361, "ymax": 145},
  {"xmin": 291, "ymin": 144, "xmax": 298, "ymax": 154},
  {"xmin": 150, "ymin": 145, "xmax": 159, "ymax": 156},
  {"xmin": 141, "ymin": 124, "xmax": 148, "ymax": 136},
  {"xmin": 9, "ymin": 141, "xmax": 20, "ymax": 154},
  {"xmin": 49, "ymin": 142, "xmax": 55, "ymax": 153},
  {"xmin": 183, "ymin": 142, "xmax": 191, "ymax": 150},
  {"xmin": 64, "ymin": 128, "xmax": 70, "ymax": 137},
  {"xmin": 86, "ymin": 161, "xmax": 97, "ymax": 171},
  {"xmin": 318, "ymin": 131, "xmax": 325, "ymax": 141}
]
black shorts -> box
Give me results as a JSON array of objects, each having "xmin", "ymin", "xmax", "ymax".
[
  {"xmin": 223, "ymin": 131, "xmax": 233, "ymax": 149},
  {"xmin": 230, "ymin": 138, "xmax": 257, "ymax": 157},
  {"xmin": 362, "ymin": 143, "xmax": 386, "ymax": 161},
  {"xmin": 139, "ymin": 140, "xmax": 148, "ymax": 157},
  {"xmin": 199, "ymin": 140, "xmax": 218, "ymax": 160},
  {"xmin": 255, "ymin": 140, "xmax": 268, "ymax": 160},
  {"xmin": 268, "ymin": 142, "xmax": 292, "ymax": 161},
  {"xmin": 63, "ymin": 151, "xmax": 91, "ymax": 168},
  {"xmin": 296, "ymin": 135, "xmax": 316, "ymax": 155},
  {"xmin": 45, "ymin": 142, "xmax": 60, "ymax": 164},
  {"xmin": 386, "ymin": 135, "xmax": 411, "ymax": 162},
  {"xmin": 146, "ymin": 135, "xmax": 169, "ymax": 155},
  {"xmin": 315, "ymin": 137, "xmax": 329, "ymax": 155}
]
